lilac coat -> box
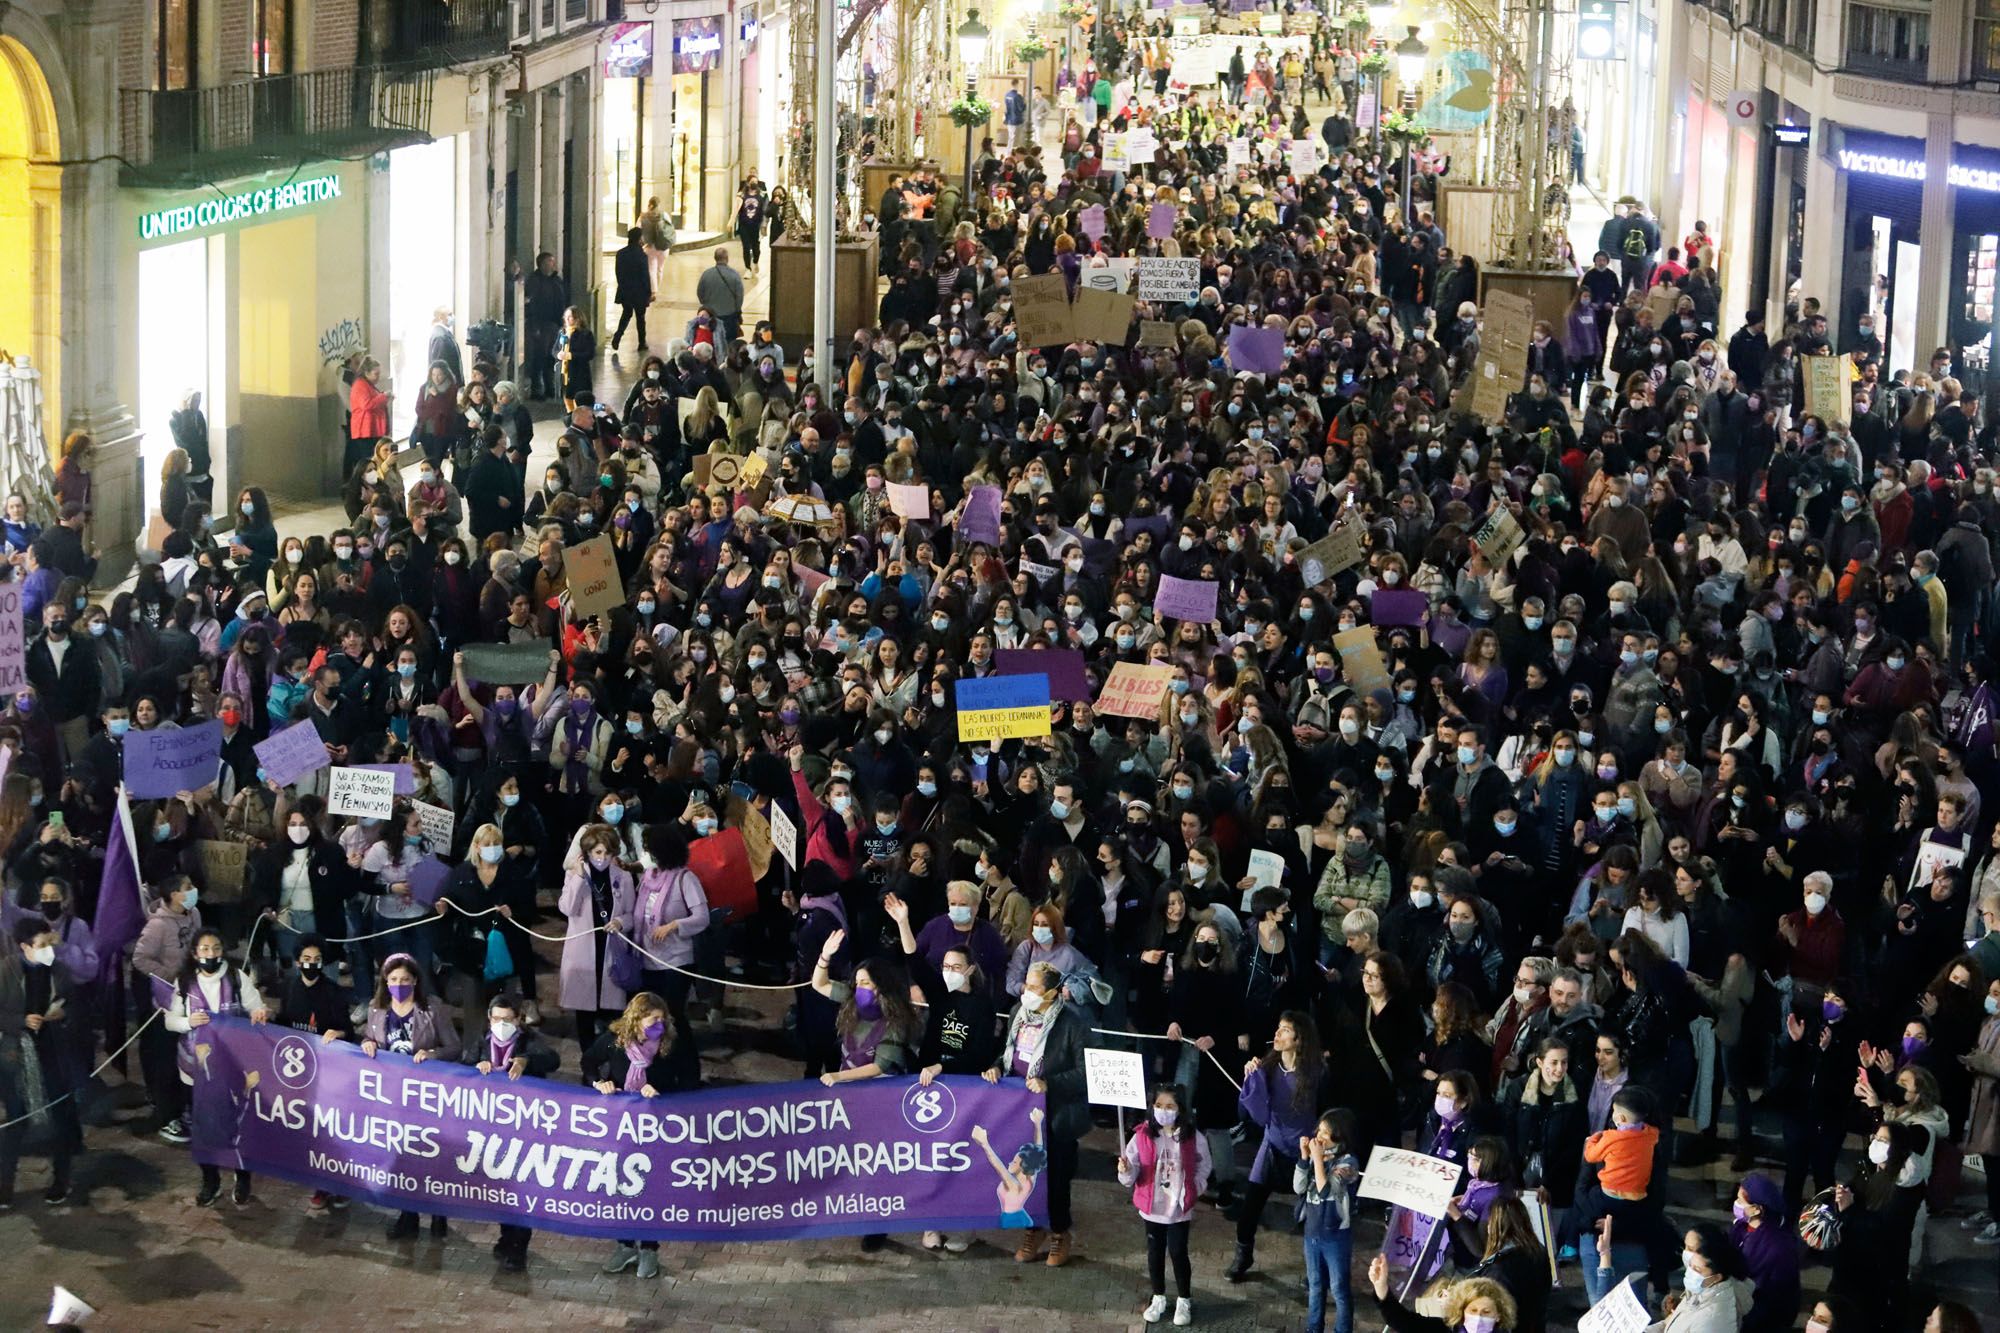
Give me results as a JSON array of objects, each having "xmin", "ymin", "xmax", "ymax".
[{"xmin": 559, "ymin": 865, "xmax": 637, "ymax": 1011}]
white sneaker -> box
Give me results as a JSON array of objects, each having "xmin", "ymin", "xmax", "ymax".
[
  {"xmin": 942, "ymin": 1234, "xmax": 970, "ymax": 1253},
  {"xmin": 1975, "ymin": 1222, "xmax": 2000, "ymax": 1245},
  {"xmin": 1173, "ymin": 1298, "xmax": 1193, "ymax": 1326},
  {"xmin": 1143, "ymin": 1295, "xmax": 1169, "ymax": 1323},
  {"xmin": 922, "ymin": 1230, "xmax": 944, "ymax": 1250}
]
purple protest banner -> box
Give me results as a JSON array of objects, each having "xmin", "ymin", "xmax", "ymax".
[
  {"xmin": 1370, "ymin": 588, "xmax": 1429, "ymax": 627},
  {"xmin": 1227, "ymin": 325, "xmax": 1285, "ymax": 374},
  {"xmin": 960, "ymin": 485, "xmax": 1004, "ymax": 547},
  {"xmin": 254, "ymin": 719, "xmax": 331, "ymax": 789},
  {"xmin": 1078, "ymin": 204, "xmax": 1107, "ymax": 242},
  {"xmin": 406, "ymin": 855, "xmax": 452, "ymax": 907},
  {"xmin": 995, "ymin": 647, "xmax": 1091, "ymax": 702},
  {"xmin": 1155, "ymin": 575, "xmax": 1219, "ymax": 623},
  {"xmin": 187, "ymin": 1018, "xmax": 1047, "ymax": 1242},
  {"xmin": 355, "ymin": 762, "xmax": 418, "ymax": 796},
  {"xmin": 1147, "ymin": 202, "xmax": 1177, "ymax": 239},
  {"xmin": 122, "ymin": 719, "xmax": 224, "ymax": 799}
]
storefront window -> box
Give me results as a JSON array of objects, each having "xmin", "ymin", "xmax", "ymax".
[
  {"xmin": 1977, "ymin": 0, "xmax": 2000, "ymax": 79},
  {"xmin": 1844, "ymin": 2, "xmax": 1929, "ymax": 77}
]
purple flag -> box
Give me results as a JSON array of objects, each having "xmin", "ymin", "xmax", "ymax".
[
  {"xmin": 1226, "ymin": 325, "xmax": 1285, "ymax": 374},
  {"xmin": 91, "ymin": 790, "xmax": 147, "ymax": 983},
  {"xmin": 960, "ymin": 485, "xmax": 1004, "ymax": 547},
  {"xmin": 189, "ymin": 1018, "xmax": 1047, "ymax": 1242},
  {"xmin": 995, "ymin": 648, "xmax": 1091, "ymax": 702}
]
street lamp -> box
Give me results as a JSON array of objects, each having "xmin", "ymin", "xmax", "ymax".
[
  {"xmin": 959, "ymin": 8, "xmax": 991, "ymax": 194},
  {"xmin": 1367, "ymin": 0, "xmax": 1398, "ymax": 32},
  {"xmin": 1393, "ymin": 25, "xmax": 1428, "ymax": 225}
]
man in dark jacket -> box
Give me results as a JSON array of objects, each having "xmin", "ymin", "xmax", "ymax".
[
  {"xmin": 609, "ymin": 228, "xmax": 653, "ymax": 352},
  {"xmin": 26, "ymin": 602, "xmax": 100, "ymax": 765},
  {"xmin": 426, "ymin": 309, "xmax": 463, "ymax": 385},
  {"xmin": 461, "ymin": 993, "xmax": 559, "ymax": 1268},
  {"xmin": 0, "ymin": 917, "xmax": 82, "ymax": 1206},
  {"xmin": 1726, "ymin": 310, "xmax": 1768, "ymax": 390},
  {"xmin": 464, "ymin": 428, "xmax": 525, "ymax": 544},
  {"xmin": 522, "ymin": 252, "xmax": 569, "ymax": 400},
  {"xmin": 41, "ymin": 503, "xmax": 96, "ymax": 583}
]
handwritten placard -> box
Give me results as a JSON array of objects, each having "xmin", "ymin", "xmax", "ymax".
[
  {"xmin": 1078, "ymin": 204, "xmax": 1107, "ymax": 242},
  {"xmin": 565, "ymin": 534, "xmax": 624, "ymax": 620},
  {"xmin": 459, "ymin": 642, "xmax": 553, "ymax": 686},
  {"xmin": 1577, "ymin": 1277, "xmax": 1651, "ymax": 1333},
  {"xmin": 1013, "ymin": 272, "xmax": 1074, "ymax": 348},
  {"xmin": 1334, "ymin": 626, "xmax": 1392, "ymax": 695},
  {"xmin": 1357, "ymin": 1145, "xmax": 1464, "ymax": 1216},
  {"xmin": 1802, "ymin": 353, "xmax": 1851, "ymax": 425},
  {"xmin": 1139, "ymin": 319, "xmax": 1180, "ymax": 348},
  {"xmin": 253, "ymin": 719, "xmax": 332, "ymax": 788},
  {"xmin": 327, "ymin": 766, "xmax": 398, "ymax": 819},
  {"xmin": 1147, "ymin": 202, "xmax": 1178, "ymax": 239},
  {"xmin": 1073, "ymin": 287, "xmax": 1136, "ymax": 344},
  {"xmin": 1136, "ymin": 256, "xmax": 1201, "ymax": 303},
  {"xmin": 1155, "ymin": 574, "xmax": 1219, "ymax": 622},
  {"xmin": 193, "ymin": 838, "xmax": 248, "ymax": 901},
  {"xmin": 1298, "ymin": 524, "xmax": 1364, "ymax": 587},
  {"xmin": 1095, "ymin": 662, "xmax": 1177, "ymax": 719},
  {"xmin": 1473, "ymin": 506, "xmax": 1525, "ymax": 566},
  {"xmin": 886, "ymin": 482, "xmax": 931, "ymax": 520},
  {"xmin": 769, "ymin": 800, "xmax": 799, "ymax": 870},
  {"xmin": 413, "ymin": 799, "xmax": 456, "ymax": 850},
  {"xmin": 123, "ymin": 720, "xmax": 224, "ymax": 800},
  {"xmin": 0, "ymin": 583, "xmax": 22, "ymax": 693},
  {"xmin": 1085, "ymin": 1047, "xmax": 1149, "ymax": 1110}
]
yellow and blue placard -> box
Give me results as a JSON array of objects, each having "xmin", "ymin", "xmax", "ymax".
[{"xmin": 956, "ymin": 673, "xmax": 1055, "ymax": 743}]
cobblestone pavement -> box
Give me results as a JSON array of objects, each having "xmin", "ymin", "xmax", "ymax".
[{"xmin": 2, "ymin": 974, "xmax": 1991, "ymax": 1330}]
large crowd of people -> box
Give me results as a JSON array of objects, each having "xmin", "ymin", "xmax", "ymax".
[{"xmin": 1, "ymin": 8, "xmax": 1998, "ymax": 1332}]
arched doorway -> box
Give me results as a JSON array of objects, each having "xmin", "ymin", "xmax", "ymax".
[{"xmin": 0, "ymin": 35, "xmax": 62, "ymax": 454}]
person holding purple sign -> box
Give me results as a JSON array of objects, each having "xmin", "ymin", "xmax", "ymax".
[
  {"xmin": 585, "ymin": 992, "xmax": 676, "ymax": 1280},
  {"xmin": 364, "ymin": 952, "xmax": 461, "ymax": 1240},
  {"xmin": 983, "ymin": 961, "xmax": 1089, "ymax": 1268},
  {"xmin": 163, "ymin": 927, "xmax": 268, "ymax": 1207}
]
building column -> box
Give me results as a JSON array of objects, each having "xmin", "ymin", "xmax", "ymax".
[
  {"xmin": 539, "ymin": 81, "xmax": 567, "ymax": 272},
  {"xmin": 1913, "ymin": 109, "xmax": 1955, "ymax": 361},
  {"xmin": 1798, "ymin": 136, "xmax": 1843, "ymax": 323}
]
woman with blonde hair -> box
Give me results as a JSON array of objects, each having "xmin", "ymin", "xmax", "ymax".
[
  {"xmin": 585, "ymin": 991, "xmax": 676, "ymax": 1278},
  {"xmin": 156, "ymin": 447, "xmax": 192, "ymax": 538},
  {"xmin": 1366, "ymin": 1254, "xmax": 1518, "ymax": 1331}
]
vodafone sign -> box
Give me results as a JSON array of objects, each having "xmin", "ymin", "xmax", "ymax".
[{"xmin": 1725, "ymin": 89, "xmax": 1760, "ymax": 129}]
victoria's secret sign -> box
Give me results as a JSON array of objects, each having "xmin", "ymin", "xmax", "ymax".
[{"xmin": 139, "ymin": 174, "xmax": 343, "ymax": 240}]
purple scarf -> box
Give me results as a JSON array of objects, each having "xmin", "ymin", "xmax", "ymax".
[{"xmin": 622, "ymin": 1035, "xmax": 661, "ymax": 1092}]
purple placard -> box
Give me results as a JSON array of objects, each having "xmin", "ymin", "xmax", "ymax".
[
  {"xmin": 122, "ymin": 720, "xmax": 224, "ymax": 799},
  {"xmin": 404, "ymin": 855, "xmax": 452, "ymax": 906},
  {"xmin": 1155, "ymin": 575, "xmax": 1220, "ymax": 623},
  {"xmin": 1078, "ymin": 204, "xmax": 1107, "ymax": 242},
  {"xmin": 254, "ymin": 719, "xmax": 332, "ymax": 789},
  {"xmin": 1227, "ymin": 325, "xmax": 1285, "ymax": 374},
  {"xmin": 995, "ymin": 648, "xmax": 1091, "ymax": 702},
  {"xmin": 960, "ymin": 485, "xmax": 1004, "ymax": 547},
  {"xmin": 187, "ymin": 1018, "xmax": 1046, "ymax": 1242},
  {"xmin": 355, "ymin": 762, "xmax": 417, "ymax": 796},
  {"xmin": 1147, "ymin": 202, "xmax": 1177, "ymax": 239},
  {"xmin": 1371, "ymin": 588, "xmax": 1430, "ymax": 627}
]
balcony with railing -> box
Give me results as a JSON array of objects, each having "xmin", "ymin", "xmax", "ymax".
[
  {"xmin": 376, "ymin": 0, "xmax": 515, "ymax": 66},
  {"xmin": 1842, "ymin": 0, "xmax": 1931, "ymax": 79},
  {"xmin": 119, "ymin": 66, "xmax": 437, "ymax": 187}
]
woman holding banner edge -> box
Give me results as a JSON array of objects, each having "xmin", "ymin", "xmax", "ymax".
[
  {"xmin": 984, "ymin": 960, "xmax": 1090, "ymax": 1268},
  {"xmin": 585, "ymin": 992, "xmax": 676, "ymax": 1280}
]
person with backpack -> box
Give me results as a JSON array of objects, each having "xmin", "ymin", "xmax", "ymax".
[
  {"xmin": 637, "ymin": 195, "xmax": 672, "ymax": 292},
  {"xmin": 1617, "ymin": 206, "xmax": 1660, "ymax": 295}
]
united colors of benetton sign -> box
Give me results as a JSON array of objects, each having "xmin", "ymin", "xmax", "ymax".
[{"xmin": 139, "ymin": 174, "xmax": 343, "ymax": 241}]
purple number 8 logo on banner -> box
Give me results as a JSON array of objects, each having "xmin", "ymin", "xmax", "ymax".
[
  {"xmin": 273, "ymin": 1034, "xmax": 319, "ymax": 1091},
  {"xmin": 900, "ymin": 1081, "xmax": 957, "ymax": 1135}
]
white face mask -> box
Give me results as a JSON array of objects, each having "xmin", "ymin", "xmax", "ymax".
[
  {"xmin": 488, "ymin": 1020, "xmax": 519, "ymax": 1044},
  {"xmin": 1020, "ymin": 989, "xmax": 1048, "ymax": 1012},
  {"xmin": 1804, "ymin": 892, "xmax": 1828, "ymax": 916},
  {"xmin": 942, "ymin": 969, "xmax": 969, "ymax": 994},
  {"xmin": 288, "ymin": 825, "xmax": 311, "ymax": 845},
  {"xmin": 28, "ymin": 945, "xmax": 55, "ymax": 967},
  {"xmin": 1867, "ymin": 1139, "xmax": 1891, "ymax": 1165}
]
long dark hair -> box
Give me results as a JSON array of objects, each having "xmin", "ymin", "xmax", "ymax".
[
  {"xmin": 175, "ymin": 927, "xmax": 229, "ymax": 993},
  {"xmin": 1137, "ymin": 1082, "xmax": 1187, "ymax": 1141},
  {"xmin": 836, "ymin": 954, "xmax": 919, "ymax": 1041},
  {"xmin": 1260, "ymin": 1010, "xmax": 1325, "ymax": 1115}
]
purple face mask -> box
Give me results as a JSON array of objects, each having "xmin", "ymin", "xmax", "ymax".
[
  {"xmin": 643, "ymin": 1019, "xmax": 666, "ymax": 1041},
  {"xmin": 387, "ymin": 981, "xmax": 415, "ymax": 1003},
  {"xmin": 571, "ymin": 697, "xmax": 594, "ymax": 718},
  {"xmin": 1902, "ymin": 1035, "xmax": 1926, "ymax": 1058},
  {"xmin": 1822, "ymin": 998, "xmax": 1844, "ymax": 1022},
  {"xmin": 853, "ymin": 984, "xmax": 882, "ymax": 1018}
]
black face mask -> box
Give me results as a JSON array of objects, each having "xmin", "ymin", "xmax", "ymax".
[
  {"xmin": 1194, "ymin": 940, "xmax": 1221, "ymax": 964},
  {"xmin": 39, "ymin": 901, "xmax": 62, "ymax": 918},
  {"xmin": 299, "ymin": 962, "xmax": 322, "ymax": 979},
  {"xmin": 196, "ymin": 956, "xmax": 226, "ymax": 974}
]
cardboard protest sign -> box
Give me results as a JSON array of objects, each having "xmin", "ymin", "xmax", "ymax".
[
  {"xmin": 327, "ymin": 766, "xmax": 397, "ymax": 819},
  {"xmin": 1227, "ymin": 325, "xmax": 1285, "ymax": 374},
  {"xmin": 564, "ymin": 534, "xmax": 624, "ymax": 620},
  {"xmin": 1472, "ymin": 506, "xmax": 1526, "ymax": 565},
  {"xmin": 1641, "ymin": 283, "xmax": 1680, "ymax": 331},
  {"xmin": 1136, "ymin": 256, "xmax": 1201, "ymax": 303},
  {"xmin": 1297, "ymin": 524, "xmax": 1364, "ymax": 587},
  {"xmin": 254, "ymin": 720, "xmax": 332, "ymax": 788},
  {"xmin": 123, "ymin": 720, "xmax": 224, "ymax": 799},
  {"xmin": 1095, "ymin": 662, "xmax": 1177, "ymax": 719},
  {"xmin": 995, "ymin": 647, "xmax": 1091, "ymax": 702},
  {"xmin": 413, "ymin": 799, "xmax": 456, "ymax": 851},
  {"xmin": 1357, "ymin": 1146, "xmax": 1464, "ymax": 1216},
  {"xmin": 1333, "ymin": 626, "xmax": 1391, "ymax": 694},
  {"xmin": 886, "ymin": 482, "xmax": 930, "ymax": 520},
  {"xmin": 1466, "ymin": 356, "xmax": 1510, "ymax": 419},
  {"xmin": 1012, "ymin": 272, "xmax": 1074, "ymax": 348},
  {"xmin": 1139, "ymin": 319, "xmax": 1180, "ymax": 348},
  {"xmin": 955, "ymin": 674, "xmax": 1054, "ymax": 743},
  {"xmin": 1577, "ymin": 1277, "xmax": 1651, "ymax": 1333},
  {"xmin": 1085, "ymin": 1048, "xmax": 1149, "ymax": 1109},
  {"xmin": 193, "ymin": 839, "xmax": 248, "ymax": 901},
  {"xmin": 1155, "ymin": 575, "xmax": 1219, "ymax": 622},
  {"xmin": 1802, "ymin": 353, "xmax": 1851, "ymax": 425},
  {"xmin": 459, "ymin": 642, "xmax": 553, "ymax": 686},
  {"xmin": 734, "ymin": 802, "xmax": 774, "ymax": 880},
  {"xmin": 1482, "ymin": 289, "xmax": 1537, "ymax": 377},
  {"xmin": 1073, "ymin": 287, "xmax": 1136, "ymax": 344}
]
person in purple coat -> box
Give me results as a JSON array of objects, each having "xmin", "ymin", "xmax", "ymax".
[
  {"xmin": 913, "ymin": 880, "xmax": 1009, "ymax": 999},
  {"xmin": 559, "ymin": 824, "xmax": 637, "ymax": 1054},
  {"xmin": 1226, "ymin": 1010, "xmax": 1328, "ymax": 1283}
]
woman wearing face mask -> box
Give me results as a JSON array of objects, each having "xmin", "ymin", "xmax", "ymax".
[
  {"xmin": 1005, "ymin": 904, "xmax": 1086, "ymax": 999},
  {"xmin": 1650, "ymin": 1220, "xmax": 1753, "ymax": 1331},
  {"xmin": 1365, "ymin": 1252, "xmax": 1516, "ymax": 1333},
  {"xmin": 1165, "ymin": 921, "xmax": 1246, "ymax": 1210},
  {"xmin": 785, "ymin": 743, "xmax": 861, "ymax": 881},
  {"xmin": 559, "ymin": 825, "xmax": 638, "ymax": 1054},
  {"xmin": 1227, "ymin": 1011, "xmax": 1329, "ymax": 1283},
  {"xmin": 1961, "ymin": 973, "xmax": 2000, "ymax": 1244},
  {"xmin": 1117, "ymin": 1082, "xmax": 1211, "ymax": 1327},
  {"xmin": 811, "ymin": 936, "xmax": 920, "ymax": 1250},
  {"xmin": 585, "ymin": 992, "xmax": 675, "ymax": 1279},
  {"xmin": 361, "ymin": 952, "xmax": 461, "ymax": 1238},
  {"xmin": 164, "ymin": 926, "xmax": 269, "ymax": 1206},
  {"xmin": 250, "ymin": 806, "xmax": 352, "ymax": 969},
  {"xmin": 549, "ymin": 682, "xmax": 614, "ymax": 829},
  {"xmin": 135, "ymin": 875, "xmax": 204, "ymax": 1143},
  {"xmin": 434, "ymin": 822, "xmax": 531, "ymax": 1010},
  {"xmin": 630, "ymin": 824, "xmax": 708, "ymax": 1090},
  {"xmin": 1726, "ymin": 1172, "xmax": 1799, "ymax": 1333},
  {"xmin": 983, "ymin": 960, "xmax": 1090, "ymax": 1267},
  {"xmin": 1826, "ymin": 1122, "xmax": 1926, "ymax": 1329}
]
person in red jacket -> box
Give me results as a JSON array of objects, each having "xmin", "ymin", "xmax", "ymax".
[
  {"xmin": 787, "ymin": 743, "xmax": 860, "ymax": 881},
  {"xmin": 1772, "ymin": 871, "xmax": 1845, "ymax": 990},
  {"xmin": 346, "ymin": 357, "xmax": 390, "ymax": 477}
]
